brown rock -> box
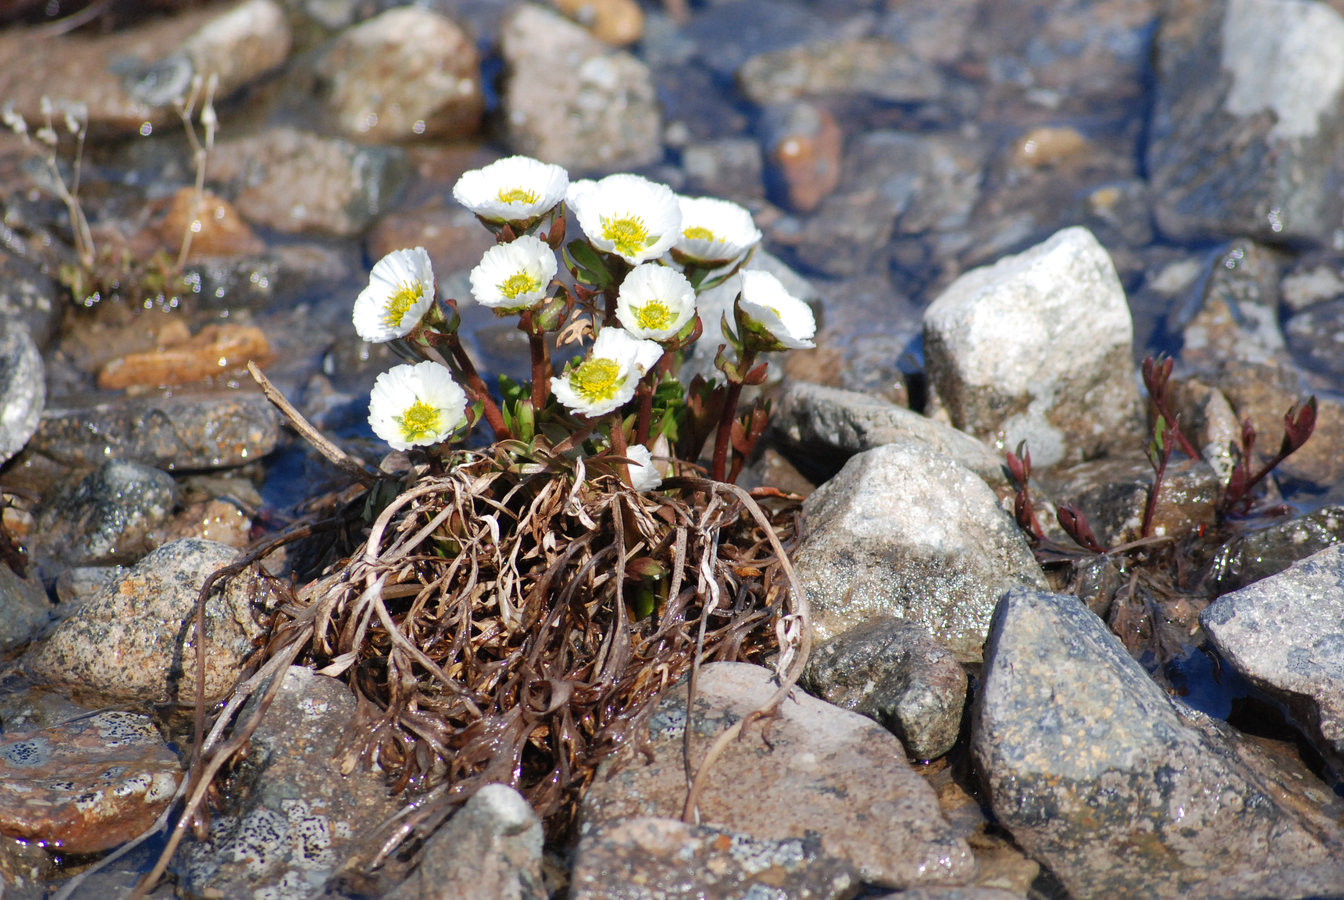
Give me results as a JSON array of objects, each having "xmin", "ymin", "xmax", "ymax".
[
  {"xmin": 98, "ymin": 323, "xmax": 273, "ymax": 390},
  {"xmin": 156, "ymin": 188, "xmax": 265, "ymax": 259},
  {"xmin": 762, "ymin": 103, "xmax": 842, "ymax": 213},
  {"xmin": 549, "ymin": 0, "xmax": 643, "ymax": 45},
  {"xmin": 0, "ymin": 711, "xmax": 181, "ymax": 854}
]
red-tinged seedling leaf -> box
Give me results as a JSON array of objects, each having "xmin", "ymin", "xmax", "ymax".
[
  {"xmin": 730, "ymin": 416, "xmax": 750, "ymax": 454},
  {"xmin": 743, "ymin": 362, "xmax": 770, "ymax": 385},
  {"xmin": 1057, "ymin": 503, "xmax": 1106, "ymax": 554},
  {"xmin": 499, "ymin": 222, "xmax": 517, "ymax": 243},
  {"xmin": 543, "ymin": 210, "xmax": 566, "ymax": 249},
  {"xmin": 1282, "ymin": 396, "xmax": 1317, "ymax": 452}
]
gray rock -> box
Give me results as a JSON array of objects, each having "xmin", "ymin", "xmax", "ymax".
[
  {"xmin": 582, "ymin": 662, "xmax": 976, "ymax": 890},
  {"xmin": 974, "ymin": 586, "xmax": 1344, "ymax": 900},
  {"xmin": 1285, "ymin": 296, "xmax": 1344, "ymax": 379},
  {"xmin": 387, "ymin": 784, "xmax": 545, "ymax": 900},
  {"xmin": 175, "ymin": 666, "xmax": 401, "ymax": 899},
  {"xmin": 1205, "ymin": 505, "xmax": 1344, "ymax": 592},
  {"xmin": 773, "ymin": 381, "xmax": 1006, "ymax": 488},
  {"xmin": 570, "ymin": 816, "xmax": 859, "ymax": 900},
  {"xmin": 923, "ymin": 226, "xmax": 1143, "ymax": 468},
  {"xmin": 30, "ymin": 388, "xmax": 279, "ymax": 471},
  {"xmin": 0, "ymin": 564, "xmax": 49, "ymax": 652},
  {"xmin": 0, "ymin": 322, "xmax": 42, "ymax": 466},
  {"xmin": 1179, "ymin": 239, "xmax": 1289, "ymax": 372},
  {"xmin": 870, "ymin": 890, "xmax": 1027, "ymax": 900},
  {"xmin": 1147, "ymin": 0, "xmax": 1344, "ymax": 243},
  {"xmin": 0, "ymin": 250, "xmax": 62, "ymax": 348},
  {"xmin": 802, "ymin": 617, "xmax": 967, "ymax": 760},
  {"xmin": 681, "ymin": 137, "xmax": 765, "ymax": 201},
  {"xmin": 1202, "ymin": 544, "xmax": 1344, "ymax": 760},
  {"xmin": 737, "ymin": 37, "xmax": 945, "ymax": 107},
  {"xmin": 791, "ymin": 442, "xmax": 1046, "ymax": 661},
  {"xmin": 23, "ymin": 539, "xmax": 280, "ymax": 706},
  {"xmin": 209, "ymin": 127, "xmax": 409, "ymax": 236},
  {"xmin": 30, "ymin": 459, "xmax": 177, "ymax": 573},
  {"xmin": 315, "ymin": 7, "xmax": 483, "ymax": 143},
  {"xmin": 1038, "ymin": 456, "xmax": 1220, "ymax": 547},
  {"xmin": 500, "ymin": 3, "xmax": 661, "ymax": 173}
]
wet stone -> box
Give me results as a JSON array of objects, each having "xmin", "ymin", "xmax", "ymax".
[
  {"xmin": 1179, "ymin": 239, "xmax": 1289, "ymax": 372},
  {"xmin": 386, "ymin": 784, "xmax": 545, "ymax": 900},
  {"xmin": 1147, "ymin": 0, "xmax": 1344, "ymax": 244},
  {"xmin": 792, "ymin": 441, "xmax": 1046, "ymax": 661},
  {"xmin": 175, "ymin": 666, "xmax": 402, "ymax": 900},
  {"xmin": 759, "ymin": 102, "xmax": 843, "ymax": 214},
  {"xmin": 739, "ymin": 36, "xmax": 944, "ymax": 107},
  {"xmin": 582, "ymin": 662, "xmax": 976, "ymax": 890},
  {"xmin": 0, "ymin": 249, "xmax": 62, "ymax": 349},
  {"xmin": 1284, "ymin": 297, "xmax": 1344, "ymax": 379},
  {"xmin": 97, "ymin": 323, "xmax": 273, "ymax": 391},
  {"xmin": 681, "ymin": 137, "xmax": 765, "ymax": 202},
  {"xmin": 30, "ymin": 387, "xmax": 279, "ymax": 471},
  {"xmin": 570, "ymin": 816, "xmax": 860, "ymax": 900},
  {"xmin": 802, "ymin": 616, "xmax": 968, "ymax": 761},
  {"xmin": 1202, "ymin": 544, "xmax": 1344, "ymax": 761},
  {"xmin": 23, "ymin": 539, "xmax": 280, "ymax": 707},
  {"xmin": 923, "ymin": 226, "xmax": 1144, "ymax": 468},
  {"xmin": 974, "ymin": 586, "xmax": 1344, "ymax": 900},
  {"xmin": 0, "ymin": 322, "xmax": 43, "ymax": 466},
  {"xmin": 1205, "ymin": 505, "xmax": 1344, "ymax": 592},
  {"xmin": 153, "ymin": 188, "xmax": 266, "ymax": 261},
  {"xmin": 30, "ymin": 459, "xmax": 177, "ymax": 574},
  {"xmin": 500, "ymin": 3, "xmax": 661, "ymax": 173},
  {"xmin": 0, "ymin": 562, "xmax": 50, "ymax": 653},
  {"xmin": 0, "ymin": 710, "xmax": 181, "ymax": 855},
  {"xmin": 315, "ymin": 7, "xmax": 483, "ymax": 143}
]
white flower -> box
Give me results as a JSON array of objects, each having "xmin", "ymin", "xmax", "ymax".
[
  {"xmin": 550, "ymin": 327, "xmax": 662, "ymax": 417},
  {"xmin": 452, "ymin": 155, "xmax": 569, "ymax": 225},
  {"xmin": 615, "ymin": 264, "xmax": 696, "ymax": 341},
  {"xmin": 368, "ymin": 360, "xmax": 469, "ymax": 451},
  {"xmin": 469, "ymin": 235, "xmax": 558, "ymax": 311},
  {"xmin": 624, "ymin": 444, "xmax": 662, "ymax": 492},
  {"xmin": 736, "ymin": 270, "xmax": 816, "ymax": 350},
  {"xmin": 673, "ymin": 195, "xmax": 762, "ymax": 265},
  {"xmin": 566, "ymin": 173, "xmax": 681, "ymax": 265},
  {"xmin": 353, "ymin": 247, "xmax": 436, "ymax": 343}
]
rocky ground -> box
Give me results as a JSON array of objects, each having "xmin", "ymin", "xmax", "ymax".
[{"xmin": 2, "ymin": 0, "xmax": 1344, "ymax": 898}]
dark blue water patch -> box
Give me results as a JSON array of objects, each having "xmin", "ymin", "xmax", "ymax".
[{"xmin": 1160, "ymin": 645, "xmax": 1251, "ymax": 721}]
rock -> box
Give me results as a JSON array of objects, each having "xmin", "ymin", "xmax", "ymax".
[
  {"xmin": 150, "ymin": 498, "xmax": 253, "ymax": 551},
  {"xmin": 802, "ymin": 617, "xmax": 968, "ymax": 760},
  {"xmin": 175, "ymin": 666, "xmax": 402, "ymax": 899},
  {"xmin": 30, "ymin": 387, "xmax": 279, "ymax": 470},
  {"xmin": 23, "ymin": 539, "xmax": 280, "ymax": 706},
  {"xmin": 209, "ymin": 127, "xmax": 409, "ymax": 236},
  {"xmin": 365, "ymin": 202, "xmax": 497, "ymax": 280},
  {"xmin": 681, "ymin": 137, "xmax": 765, "ymax": 201},
  {"xmin": 1281, "ymin": 258, "xmax": 1344, "ymax": 314},
  {"xmin": 98, "ymin": 323, "xmax": 273, "ymax": 390},
  {"xmin": 773, "ymin": 381, "xmax": 1007, "ymax": 489},
  {"xmin": 759, "ymin": 102, "xmax": 843, "ymax": 214},
  {"xmin": 154, "ymin": 189, "xmax": 266, "ymax": 260},
  {"xmin": 1038, "ymin": 456, "xmax": 1220, "ymax": 546},
  {"xmin": 875, "ymin": 0, "xmax": 980, "ymax": 66},
  {"xmin": 1147, "ymin": 0, "xmax": 1344, "ymax": 244},
  {"xmin": 0, "ymin": 322, "xmax": 43, "ymax": 466},
  {"xmin": 974, "ymin": 586, "xmax": 1344, "ymax": 900},
  {"xmin": 1205, "ymin": 505, "xmax": 1344, "ymax": 592},
  {"xmin": 923, "ymin": 226, "xmax": 1143, "ymax": 468},
  {"xmin": 387, "ymin": 784, "xmax": 546, "ymax": 900},
  {"xmin": 737, "ymin": 37, "xmax": 944, "ymax": 107},
  {"xmin": 870, "ymin": 890, "xmax": 1027, "ymax": 900},
  {"xmin": 0, "ymin": 0, "xmax": 289, "ymax": 136},
  {"xmin": 1202, "ymin": 544, "xmax": 1344, "ymax": 761},
  {"xmin": 570, "ymin": 816, "xmax": 860, "ymax": 900},
  {"xmin": 549, "ymin": 0, "xmax": 643, "ymax": 46},
  {"xmin": 1285, "ymin": 297, "xmax": 1344, "ymax": 379},
  {"xmin": 316, "ymin": 7, "xmax": 483, "ymax": 143},
  {"xmin": 500, "ymin": 3, "xmax": 661, "ymax": 173},
  {"xmin": 791, "ymin": 442, "xmax": 1047, "ymax": 661},
  {"xmin": 0, "ymin": 249, "xmax": 62, "ymax": 349},
  {"xmin": 1179, "ymin": 239, "xmax": 1289, "ymax": 372},
  {"xmin": 581, "ymin": 662, "xmax": 977, "ymax": 890},
  {"xmin": 0, "ymin": 710, "xmax": 181, "ymax": 855},
  {"xmin": 0, "ymin": 563, "xmax": 49, "ymax": 652}
]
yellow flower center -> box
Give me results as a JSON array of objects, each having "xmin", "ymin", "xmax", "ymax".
[
  {"xmin": 633, "ymin": 300, "xmax": 675, "ymax": 333},
  {"xmin": 682, "ymin": 225, "xmax": 721, "ymax": 242},
  {"xmin": 394, "ymin": 400, "xmax": 442, "ymax": 443},
  {"xmin": 571, "ymin": 357, "xmax": 622, "ymax": 402},
  {"xmin": 382, "ymin": 281, "xmax": 425, "ymax": 328},
  {"xmin": 601, "ymin": 215, "xmax": 653, "ymax": 259},
  {"xmin": 500, "ymin": 270, "xmax": 542, "ymax": 300},
  {"xmin": 497, "ymin": 186, "xmax": 540, "ymax": 206}
]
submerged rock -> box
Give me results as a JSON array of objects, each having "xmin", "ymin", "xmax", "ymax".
[
  {"xmin": 0, "ymin": 564, "xmax": 49, "ymax": 652},
  {"xmin": 973, "ymin": 586, "xmax": 1344, "ymax": 899},
  {"xmin": 0, "ymin": 323, "xmax": 43, "ymax": 466},
  {"xmin": 582, "ymin": 662, "xmax": 976, "ymax": 890}
]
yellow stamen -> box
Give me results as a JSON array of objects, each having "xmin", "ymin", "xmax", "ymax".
[
  {"xmin": 497, "ymin": 186, "xmax": 540, "ymax": 206},
  {"xmin": 394, "ymin": 400, "xmax": 442, "ymax": 443},
  {"xmin": 633, "ymin": 300, "xmax": 675, "ymax": 333},
  {"xmin": 382, "ymin": 281, "xmax": 425, "ymax": 328},
  {"xmin": 571, "ymin": 358, "xmax": 622, "ymax": 402},
  {"xmin": 601, "ymin": 215, "xmax": 653, "ymax": 259},
  {"xmin": 682, "ymin": 225, "xmax": 721, "ymax": 243},
  {"xmin": 500, "ymin": 270, "xmax": 542, "ymax": 300}
]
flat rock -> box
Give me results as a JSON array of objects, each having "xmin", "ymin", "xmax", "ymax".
[
  {"xmin": 923, "ymin": 226, "xmax": 1143, "ymax": 468},
  {"xmin": 1204, "ymin": 504, "xmax": 1344, "ymax": 592},
  {"xmin": 0, "ymin": 710, "xmax": 181, "ymax": 855},
  {"xmin": 1147, "ymin": 0, "xmax": 1344, "ymax": 243},
  {"xmin": 737, "ymin": 37, "xmax": 945, "ymax": 107},
  {"xmin": 0, "ymin": 323, "xmax": 43, "ymax": 466},
  {"xmin": 974, "ymin": 586, "xmax": 1344, "ymax": 899},
  {"xmin": 581, "ymin": 662, "xmax": 977, "ymax": 890},
  {"xmin": 23, "ymin": 539, "xmax": 280, "ymax": 706},
  {"xmin": 1201, "ymin": 544, "xmax": 1344, "ymax": 761},
  {"xmin": 791, "ymin": 442, "xmax": 1046, "ymax": 661},
  {"xmin": 570, "ymin": 816, "xmax": 860, "ymax": 900},
  {"xmin": 0, "ymin": 564, "xmax": 49, "ymax": 652},
  {"xmin": 30, "ymin": 387, "xmax": 279, "ymax": 471}
]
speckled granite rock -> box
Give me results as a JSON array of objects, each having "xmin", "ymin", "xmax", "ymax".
[{"xmin": 0, "ymin": 323, "xmax": 43, "ymax": 466}]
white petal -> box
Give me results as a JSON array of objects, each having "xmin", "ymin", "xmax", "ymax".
[
  {"xmin": 453, "ymin": 156, "xmax": 569, "ymax": 223},
  {"xmin": 624, "ymin": 444, "xmax": 662, "ymax": 491},
  {"xmin": 615, "ymin": 264, "xmax": 697, "ymax": 341},
  {"xmin": 468, "ymin": 234, "xmax": 558, "ymax": 310},
  {"xmin": 353, "ymin": 247, "xmax": 436, "ymax": 343},
  {"xmin": 737, "ymin": 270, "xmax": 816, "ymax": 350},
  {"xmin": 567, "ymin": 173, "xmax": 682, "ymax": 265},
  {"xmin": 674, "ymin": 195, "xmax": 762, "ymax": 264},
  {"xmin": 368, "ymin": 360, "xmax": 468, "ymax": 450}
]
